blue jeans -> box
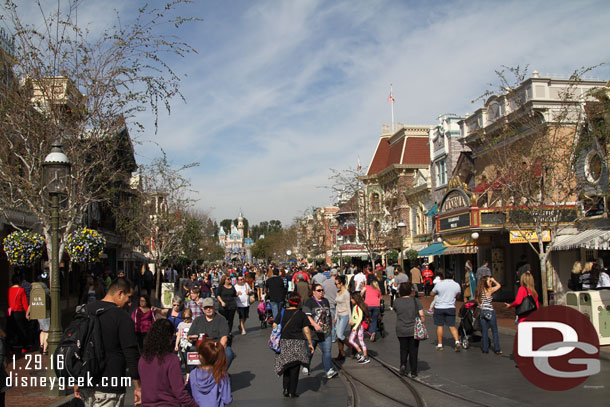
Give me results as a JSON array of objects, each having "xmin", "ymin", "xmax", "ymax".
[
  {"xmin": 270, "ymin": 301, "xmax": 283, "ymax": 322},
  {"xmin": 335, "ymin": 314, "xmax": 349, "ymax": 341},
  {"xmin": 368, "ymin": 307, "xmax": 380, "ymax": 335},
  {"xmin": 308, "ymin": 335, "xmax": 332, "ymax": 373},
  {"xmin": 480, "ymin": 310, "xmax": 501, "ymax": 353},
  {"xmin": 225, "ymin": 345, "xmax": 235, "ymax": 369}
]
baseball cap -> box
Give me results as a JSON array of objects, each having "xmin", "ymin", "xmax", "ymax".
[{"xmin": 202, "ymin": 298, "xmax": 215, "ymax": 308}]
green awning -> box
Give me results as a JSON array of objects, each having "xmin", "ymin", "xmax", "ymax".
[{"xmin": 417, "ymin": 242, "xmax": 446, "ymax": 257}]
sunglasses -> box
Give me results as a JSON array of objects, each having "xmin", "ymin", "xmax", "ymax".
[
  {"xmin": 314, "ymin": 289, "xmax": 324, "ymax": 292},
  {"xmin": 203, "ymin": 306, "xmax": 214, "ymax": 310}
]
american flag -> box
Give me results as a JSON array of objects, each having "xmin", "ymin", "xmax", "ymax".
[{"xmin": 388, "ymin": 91, "xmax": 395, "ymax": 103}]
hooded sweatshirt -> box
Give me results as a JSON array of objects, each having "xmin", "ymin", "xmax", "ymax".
[{"xmin": 189, "ymin": 367, "xmax": 232, "ymax": 407}]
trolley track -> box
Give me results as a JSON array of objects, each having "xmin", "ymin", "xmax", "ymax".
[{"xmin": 335, "ymin": 353, "xmax": 496, "ymax": 407}]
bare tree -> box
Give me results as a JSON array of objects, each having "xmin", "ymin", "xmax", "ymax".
[
  {"xmin": 0, "ymin": 1, "xmax": 198, "ymax": 268},
  {"xmin": 117, "ymin": 152, "xmax": 197, "ymax": 295}
]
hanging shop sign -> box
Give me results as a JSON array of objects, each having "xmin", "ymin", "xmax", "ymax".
[
  {"xmin": 443, "ymin": 233, "xmax": 491, "ymax": 247},
  {"xmin": 509, "ymin": 229, "xmax": 551, "ymax": 244}
]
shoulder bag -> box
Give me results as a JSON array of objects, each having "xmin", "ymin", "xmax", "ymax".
[
  {"xmin": 268, "ymin": 309, "xmax": 298, "ymax": 353},
  {"xmin": 413, "ymin": 298, "xmax": 428, "ymax": 340},
  {"xmin": 516, "ymin": 288, "xmax": 538, "ymax": 316}
]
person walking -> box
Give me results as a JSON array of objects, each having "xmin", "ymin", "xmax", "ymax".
[
  {"xmin": 393, "ymin": 282, "xmax": 424, "ymax": 378},
  {"xmin": 274, "ymin": 292, "xmax": 315, "ymax": 398},
  {"xmin": 361, "ymin": 280, "xmax": 381, "ymax": 342},
  {"xmin": 321, "ymin": 269, "xmax": 338, "ymax": 342},
  {"xmin": 235, "ymin": 275, "xmax": 252, "ymax": 335},
  {"xmin": 217, "ymin": 276, "xmax": 238, "ymax": 334},
  {"xmin": 188, "ymin": 297, "xmax": 235, "ymax": 370},
  {"xmin": 295, "ymin": 274, "xmax": 309, "ymax": 307},
  {"xmin": 410, "ymin": 265, "xmax": 422, "ymax": 297},
  {"xmin": 138, "ymin": 319, "xmax": 198, "ymax": 407},
  {"xmin": 505, "ymin": 271, "xmax": 539, "ymax": 323},
  {"xmin": 475, "ymin": 276, "xmax": 502, "ymax": 354},
  {"xmin": 430, "ymin": 270, "xmax": 462, "ymax": 351},
  {"xmin": 7, "ymin": 274, "xmax": 31, "ymax": 353},
  {"xmin": 189, "ymin": 338, "xmax": 232, "ymax": 407},
  {"xmin": 132, "ymin": 294, "xmax": 155, "ymax": 352},
  {"xmin": 175, "ymin": 308, "xmax": 193, "ymax": 369},
  {"xmin": 352, "ymin": 269, "xmax": 367, "ymax": 294},
  {"xmin": 422, "ymin": 265, "xmax": 434, "ymax": 297},
  {"xmin": 303, "ymin": 284, "xmax": 337, "ymax": 378},
  {"xmin": 255, "ymin": 268, "xmax": 266, "ymax": 301},
  {"xmin": 266, "ymin": 268, "xmax": 286, "ymax": 322},
  {"xmin": 74, "ymin": 277, "xmax": 141, "ymax": 406},
  {"xmin": 348, "ymin": 293, "xmax": 370, "ymax": 364},
  {"xmin": 475, "ymin": 261, "xmax": 491, "ymax": 282},
  {"xmin": 334, "ymin": 276, "xmax": 351, "ymax": 360},
  {"xmin": 463, "ymin": 260, "xmax": 476, "ymax": 301}
]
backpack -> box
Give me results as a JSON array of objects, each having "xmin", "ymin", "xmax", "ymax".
[{"xmin": 54, "ymin": 305, "xmax": 109, "ymax": 384}]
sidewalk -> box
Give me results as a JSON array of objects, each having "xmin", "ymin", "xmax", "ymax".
[{"xmin": 414, "ymin": 295, "xmax": 610, "ymax": 361}]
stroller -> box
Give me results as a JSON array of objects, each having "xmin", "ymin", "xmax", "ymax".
[
  {"xmin": 257, "ymin": 300, "xmax": 274, "ymax": 328},
  {"xmin": 458, "ymin": 300, "xmax": 490, "ymax": 349}
]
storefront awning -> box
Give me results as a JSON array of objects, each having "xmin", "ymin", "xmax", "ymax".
[
  {"xmin": 417, "ymin": 242, "xmax": 446, "ymax": 257},
  {"xmin": 551, "ymin": 228, "xmax": 610, "ymax": 251},
  {"xmin": 442, "ymin": 245, "xmax": 478, "ymax": 255}
]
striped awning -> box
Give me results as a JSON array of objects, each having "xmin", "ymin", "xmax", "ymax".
[{"xmin": 551, "ymin": 228, "xmax": 610, "ymax": 251}]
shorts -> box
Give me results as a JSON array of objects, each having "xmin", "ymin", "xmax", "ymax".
[
  {"xmin": 38, "ymin": 318, "xmax": 50, "ymax": 332},
  {"xmin": 237, "ymin": 306, "xmax": 250, "ymax": 320},
  {"xmin": 433, "ymin": 308, "xmax": 456, "ymax": 327}
]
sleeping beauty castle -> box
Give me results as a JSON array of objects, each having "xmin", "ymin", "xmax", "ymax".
[{"xmin": 218, "ymin": 213, "xmax": 254, "ymax": 262}]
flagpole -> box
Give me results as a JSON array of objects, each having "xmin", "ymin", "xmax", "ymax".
[{"xmin": 389, "ymin": 83, "xmax": 395, "ymax": 132}]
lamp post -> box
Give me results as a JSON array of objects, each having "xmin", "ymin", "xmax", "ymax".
[
  {"xmin": 42, "ymin": 142, "xmax": 70, "ymax": 392},
  {"xmin": 336, "ymin": 235, "xmax": 344, "ymax": 267},
  {"xmin": 396, "ymin": 221, "xmax": 406, "ymax": 269}
]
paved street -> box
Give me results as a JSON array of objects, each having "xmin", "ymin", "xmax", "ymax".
[{"xmin": 6, "ymin": 295, "xmax": 610, "ymax": 406}]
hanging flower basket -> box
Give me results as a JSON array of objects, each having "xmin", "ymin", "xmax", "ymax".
[
  {"xmin": 3, "ymin": 230, "xmax": 45, "ymax": 267},
  {"xmin": 65, "ymin": 228, "xmax": 106, "ymax": 263}
]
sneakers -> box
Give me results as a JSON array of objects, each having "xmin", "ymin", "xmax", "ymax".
[
  {"xmin": 302, "ymin": 367, "xmax": 309, "ymax": 376},
  {"xmin": 326, "ymin": 368, "xmax": 338, "ymax": 379},
  {"xmin": 358, "ymin": 357, "xmax": 370, "ymax": 364},
  {"xmin": 454, "ymin": 341, "xmax": 461, "ymax": 352},
  {"xmin": 408, "ymin": 372, "xmax": 418, "ymax": 379},
  {"xmin": 426, "ymin": 309, "xmax": 434, "ymax": 315},
  {"xmin": 241, "ymin": 330, "xmax": 247, "ymax": 335},
  {"xmin": 399, "ymin": 365, "xmax": 407, "ymax": 376},
  {"xmin": 355, "ymin": 352, "xmax": 364, "ymax": 362},
  {"xmin": 436, "ymin": 345, "xmax": 444, "ymax": 351}
]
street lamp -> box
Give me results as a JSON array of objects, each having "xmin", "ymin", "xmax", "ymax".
[
  {"xmin": 337, "ymin": 235, "xmax": 344, "ymax": 267},
  {"xmin": 42, "ymin": 142, "xmax": 70, "ymax": 389}
]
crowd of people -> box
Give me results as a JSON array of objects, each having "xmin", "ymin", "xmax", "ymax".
[{"xmin": 4, "ymin": 256, "xmax": 610, "ymax": 407}]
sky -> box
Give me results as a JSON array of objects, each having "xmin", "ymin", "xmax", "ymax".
[{"xmin": 7, "ymin": 0, "xmax": 610, "ymax": 225}]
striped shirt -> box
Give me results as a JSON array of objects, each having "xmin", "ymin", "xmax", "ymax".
[{"xmin": 481, "ymin": 292, "xmax": 493, "ymax": 311}]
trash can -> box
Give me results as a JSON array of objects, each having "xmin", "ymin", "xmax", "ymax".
[{"xmin": 565, "ymin": 290, "xmax": 610, "ymax": 346}]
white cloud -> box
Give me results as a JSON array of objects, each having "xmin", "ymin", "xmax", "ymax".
[{"xmin": 7, "ymin": 0, "xmax": 609, "ymax": 225}]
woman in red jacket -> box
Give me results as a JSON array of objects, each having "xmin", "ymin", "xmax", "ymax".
[
  {"xmin": 8, "ymin": 274, "xmax": 31, "ymax": 352},
  {"xmin": 422, "ymin": 266, "xmax": 434, "ymax": 297},
  {"xmin": 132, "ymin": 294, "xmax": 155, "ymax": 351},
  {"xmin": 505, "ymin": 271, "xmax": 539, "ymax": 323}
]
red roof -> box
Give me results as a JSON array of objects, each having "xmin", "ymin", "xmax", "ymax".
[
  {"xmin": 367, "ymin": 136, "xmax": 429, "ymax": 175},
  {"xmin": 402, "ymin": 138, "xmax": 430, "ymax": 165},
  {"xmin": 367, "ymin": 138, "xmax": 391, "ymax": 175}
]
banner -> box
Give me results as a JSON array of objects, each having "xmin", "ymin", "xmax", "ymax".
[{"xmin": 509, "ymin": 230, "xmax": 551, "ymax": 244}]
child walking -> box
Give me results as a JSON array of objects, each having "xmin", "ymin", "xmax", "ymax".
[
  {"xmin": 175, "ymin": 309, "xmax": 194, "ymax": 373},
  {"xmin": 349, "ymin": 293, "xmax": 370, "ymax": 364},
  {"xmin": 189, "ymin": 338, "xmax": 232, "ymax": 407}
]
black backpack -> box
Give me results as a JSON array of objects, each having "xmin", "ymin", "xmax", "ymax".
[{"xmin": 54, "ymin": 305, "xmax": 109, "ymax": 384}]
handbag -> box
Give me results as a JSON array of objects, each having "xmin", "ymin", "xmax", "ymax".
[
  {"xmin": 249, "ymin": 293, "xmax": 256, "ymax": 304},
  {"xmin": 268, "ymin": 309, "xmax": 297, "ymax": 353},
  {"xmin": 413, "ymin": 298, "xmax": 428, "ymax": 340},
  {"xmin": 516, "ymin": 288, "xmax": 537, "ymax": 316},
  {"xmin": 481, "ymin": 309, "xmax": 493, "ymax": 321}
]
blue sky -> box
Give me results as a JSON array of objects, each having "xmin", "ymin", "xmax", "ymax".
[{"xmin": 12, "ymin": 0, "xmax": 610, "ymax": 225}]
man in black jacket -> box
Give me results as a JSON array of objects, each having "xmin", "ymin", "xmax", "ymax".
[
  {"xmin": 75, "ymin": 277, "xmax": 140, "ymax": 407},
  {"xmin": 266, "ymin": 268, "xmax": 286, "ymax": 321}
]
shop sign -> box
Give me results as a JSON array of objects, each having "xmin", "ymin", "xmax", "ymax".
[
  {"xmin": 443, "ymin": 233, "xmax": 491, "ymax": 246},
  {"xmin": 440, "ymin": 190, "xmax": 470, "ymax": 212},
  {"xmin": 439, "ymin": 212, "xmax": 470, "ymax": 231},
  {"xmin": 508, "ymin": 208, "xmax": 577, "ymax": 226},
  {"xmin": 509, "ymin": 230, "xmax": 551, "ymax": 244}
]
